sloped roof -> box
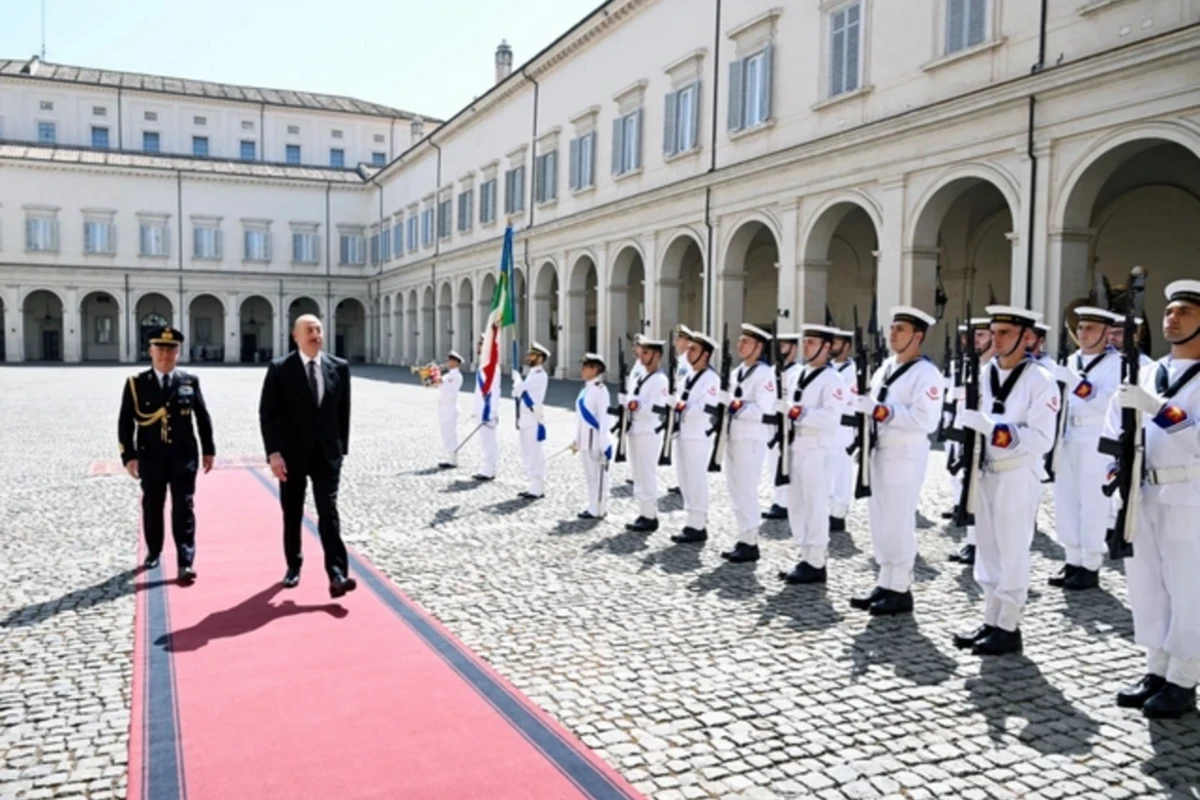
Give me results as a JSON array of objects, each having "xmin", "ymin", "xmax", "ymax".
[{"xmin": 0, "ymin": 56, "xmax": 436, "ymax": 122}]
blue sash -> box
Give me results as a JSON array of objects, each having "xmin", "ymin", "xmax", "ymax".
[
  {"xmin": 478, "ymin": 373, "xmax": 492, "ymax": 423},
  {"xmin": 521, "ymin": 391, "xmax": 546, "ymax": 442}
]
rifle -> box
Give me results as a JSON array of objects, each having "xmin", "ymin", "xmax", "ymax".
[
  {"xmin": 656, "ymin": 337, "xmax": 678, "ymax": 466},
  {"xmin": 1043, "ymin": 320, "xmax": 1072, "ymax": 482},
  {"xmin": 609, "ymin": 337, "xmax": 630, "ymax": 463},
  {"xmin": 844, "ymin": 307, "xmax": 873, "ymax": 498},
  {"xmin": 1099, "ymin": 266, "xmax": 1147, "ymax": 560},
  {"xmin": 951, "ymin": 302, "xmax": 982, "ymax": 528},
  {"xmin": 868, "ymin": 294, "xmax": 884, "ymax": 373},
  {"xmin": 946, "ymin": 321, "xmax": 965, "ymax": 474},
  {"xmin": 705, "ymin": 323, "xmax": 732, "ymax": 473},
  {"xmin": 936, "ymin": 322, "xmax": 954, "ymax": 442},
  {"xmin": 767, "ymin": 327, "xmax": 790, "ymax": 487}
]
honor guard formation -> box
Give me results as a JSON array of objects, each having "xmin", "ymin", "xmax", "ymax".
[{"xmin": 119, "ymin": 275, "xmax": 1200, "ymax": 720}]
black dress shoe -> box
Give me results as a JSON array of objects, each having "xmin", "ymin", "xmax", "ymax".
[
  {"xmin": 671, "ymin": 527, "xmax": 707, "ymax": 544},
  {"xmin": 1142, "ymin": 682, "xmax": 1197, "ymax": 719},
  {"xmin": 143, "ymin": 555, "xmax": 161, "ymax": 569},
  {"xmin": 721, "ymin": 543, "xmax": 760, "ymax": 563},
  {"xmin": 437, "ymin": 462, "xmax": 456, "ymax": 469},
  {"xmin": 952, "ymin": 624, "xmax": 996, "ymax": 650},
  {"xmin": 869, "ymin": 590, "xmax": 914, "ymax": 616},
  {"xmin": 1048, "ymin": 564, "xmax": 1080, "ymax": 588},
  {"xmin": 761, "ymin": 504, "xmax": 788, "ymax": 520},
  {"xmin": 518, "ymin": 491, "xmax": 544, "ymax": 500},
  {"xmin": 625, "ymin": 516, "xmax": 659, "ymax": 533},
  {"xmin": 972, "ymin": 627, "xmax": 1023, "ymax": 655},
  {"xmin": 329, "ymin": 574, "xmax": 358, "ymax": 599},
  {"xmin": 282, "ymin": 568, "xmax": 301, "ymax": 588},
  {"xmin": 1117, "ymin": 674, "xmax": 1167, "ymax": 709},
  {"xmin": 472, "ymin": 473, "xmax": 494, "ymax": 482},
  {"xmin": 948, "ymin": 543, "xmax": 976, "ymax": 564},
  {"xmin": 779, "ymin": 562, "xmax": 826, "ymax": 584},
  {"xmin": 667, "ymin": 487, "xmax": 682, "ymax": 496},
  {"xmin": 577, "ymin": 510, "xmax": 597, "ymax": 520},
  {"xmin": 829, "ymin": 516, "xmax": 846, "ymax": 532},
  {"xmin": 1062, "ymin": 567, "xmax": 1100, "ymax": 591},
  {"xmin": 178, "ymin": 566, "xmax": 197, "ymax": 585},
  {"xmin": 850, "ymin": 586, "xmax": 886, "ymax": 610}
]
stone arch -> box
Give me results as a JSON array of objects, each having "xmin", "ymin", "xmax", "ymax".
[
  {"xmin": 239, "ymin": 294, "xmax": 275, "ymax": 363},
  {"xmin": 801, "ymin": 195, "xmax": 882, "ymax": 331},
  {"xmin": 477, "ymin": 272, "xmax": 497, "ymax": 353},
  {"xmin": 568, "ymin": 253, "xmax": 599, "ymax": 366},
  {"xmin": 134, "ymin": 292, "xmax": 176, "ymax": 360},
  {"xmin": 406, "ymin": 288, "xmax": 419, "ymax": 364},
  {"xmin": 187, "ymin": 293, "xmax": 226, "ymax": 362},
  {"xmin": 456, "ymin": 277, "xmax": 475, "ymax": 362},
  {"xmin": 334, "ymin": 297, "xmax": 368, "ymax": 363},
  {"xmin": 720, "ymin": 216, "xmax": 781, "ymax": 334},
  {"xmin": 437, "ymin": 281, "xmax": 454, "ymax": 362},
  {"xmin": 79, "ymin": 290, "xmax": 121, "ymax": 362},
  {"xmin": 532, "ymin": 260, "xmax": 560, "ymax": 369},
  {"xmin": 658, "ymin": 228, "xmax": 706, "ymax": 334},
  {"xmin": 22, "ymin": 288, "xmax": 66, "ymax": 362},
  {"xmin": 609, "ymin": 243, "xmax": 647, "ymax": 349}
]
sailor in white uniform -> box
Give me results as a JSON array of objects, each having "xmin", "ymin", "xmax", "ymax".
[
  {"xmin": 952, "ymin": 305, "xmax": 1059, "ymax": 656},
  {"xmin": 513, "ymin": 342, "xmax": 550, "ymax": 500},
  {"xmin": 849, "ymin": 306, "xmax": 943, "ymax": 616},
  {"xmin": 763, "ymin": 333, "xmax": 801, "ymax": 521},
  {"xmin": 828, "ymin": 329, "xmax": 857, "ymax": 532},
  {"xmin": 948, "ymin": 318, "xmax": 996, "ymax": 566},
  {"xmin": 1048, "ymin": 307, "xmax": 1121, "ymax": 590},
  {"xmin": 778, "ymin": 324, "xmax": 848, "ymax": 584},
  {"xmin": 720, "ymin": 324, "xmax": 778, "ymax": 564},
  {"xmin": 667, "ymin": 325, "xmax": 694, "ymax": 497},
  {"xmin": 1109, "ymin": 279, "xmax": 1200, "ymax": 719},
  {"xmin": 473, "ymin": 334, "xmax": 502, "ymax": 481},
  {"xmin": 437, "ymin": 351, "xmax": 465, "ymax": 468},
  {"xmin": 573, "ymin": 353, "xmax": 613, "ymax": 519},
  {"xmin": 624, "ymin": 337, "xmax": 670, "ymax": 532},
  {"xmin": 669, "ymin": 331, "xmax": 719, "ymax": 544}
]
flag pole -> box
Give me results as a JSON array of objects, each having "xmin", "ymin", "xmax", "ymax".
[{"xmin": 507, "ymin": 220, "xmax": 520, "ymax": 430}]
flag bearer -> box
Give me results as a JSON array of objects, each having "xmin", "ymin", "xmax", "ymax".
[
  {"xmin": 952, "ymin": 306, "xmax": 1058, "ymax": 655},
  {"xmin": 437, "ymin": 351, "xmax": 464, "ymax": 469},
  {"xmin": 514, "ymin": 343, "xmax": 550, "ymax": 499},
  {"xmin": 670, "ymin": 331, "xmax": 719, "ymax": 544},
  {"xmin": 573, "ymin": 353, "xmax": 613, "ymax": 519},
  {"xmin": 625, "ymin": 338, "xmax": 670, "ymax": 532}
]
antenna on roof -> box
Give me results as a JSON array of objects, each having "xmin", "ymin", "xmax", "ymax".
[{"xmin": 40, "ymin": 0, "xmax": 47, "ymax": 59}]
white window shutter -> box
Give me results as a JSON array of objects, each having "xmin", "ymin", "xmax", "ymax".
[
  {"xmin": 108, "ymin": 223, "xmax": 117, "ymax": 253},
  {"xmin": 633, "ymin": 108, "xmax": 643, "ymax": 170},
  {"xmin": 967, "ymin": 0, "xmax": 987, "ymax": 46},
  {"xmin": 664, "ymin": 91, "xmax": 678, "ymax": 156},
  {"xmin": 244, "ymin": 230, "xmax": 252, "ymax": 259},
  {"xmin": 215, "ymin": 229, "xmax": 223, "ymax": 259},
  {"xmin": 265, "ymin": 232, "xmax": 272, "ymax": 261},
  {"xmin": 847, "ymin": 6, "xmax": 860, "ymax": 92},
  {"xmin": 569, "ymin": 138, "xmax": 580, "ymax": 190},
  {"xmin": 831, "ymin": 12, "xmax": 846, "ymax": 96},
  {"xmin": 761, "ymin": 44, "xmax": 774, "ymax": 122},
  {"xmin": 51, "ymin": 220, "xmax": 60, "ymax": 251},
  {"xmin": 691, "ymin": 81, "xmax": 702, "ymax": 150},
  {"xmin": 611, "ymin": 117, "xmax": 624, "ymax": 174},
  {"xmin": 547, "ymin": 151, "xmax": 557, "ymax": 199},
  {"xmin": 163, "ymin": 226, "xmax": 171, "ymax": 257},
  {"xmin": 25, "ymin": 218, "xmax": 35, "ymax": 249},
  {"xmin": 947, "ymin": 0, "xmax": 965, "ymax": 53},
  {"xmin": 193, "ymin": 228, "xmax": 200, "ymax": 257},
  {"xmin": 586, "ymin": 132, "xmax": 596, "ymax": 185},
  {"xmin": 728, "ymin": 59, "xmax": 744, "ymax": 132}
]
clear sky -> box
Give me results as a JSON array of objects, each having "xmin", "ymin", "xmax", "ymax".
[{"xmin": 0, "ymin": 0, "xmax": 603, "ymax": 120}]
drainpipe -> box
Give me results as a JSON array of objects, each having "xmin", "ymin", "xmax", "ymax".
[
  {"xmin": 325, "ymin": 181, "xmax": 332, "ymax": 277},
  {"xmin": 703, "ymin": 0, "xmax": 723, "ymax": 331},
  {"xmin": 259, "ymin": 102, "xmax": 266, "ymax": 162},
  {"xmin": 176, "ymin": 172, "xmax": 184, "ymax": 271},
  {"xmin": 522, "ymin": 67, "xmax": 540, "ymax": 229},
  {"xmin": 117, "ymin": 87, "xmax": 123, "ymax": 150},
  {"xmin": 389, "ymin": 118, "xmax": 396, "ymax": 160},
  {"xmin": 1024, "ymin": 0, "xmax": 1048, "ymax": 309},
  {"xmin": 124, "ymin": 272, "xmax": 130, "ymax": 361},
  {"xmin": 430, "ymin": 137, "xmax": 442, "ymax": 257}
]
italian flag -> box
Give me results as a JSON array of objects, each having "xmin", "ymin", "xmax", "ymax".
[{"xmin": 479, "ymin": 225, "xmax": 517, "ymax": 400}]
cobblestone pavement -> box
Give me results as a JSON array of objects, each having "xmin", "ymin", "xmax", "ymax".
[{"xmin": 1, "ymin": 364, "xmax": 1197, "ymax": 800}]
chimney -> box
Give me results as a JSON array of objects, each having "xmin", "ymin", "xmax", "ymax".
[
  {"xmin": 495, "ymin": 39, "xmax": 513, "ymax": 84},
  {"xmin": 410, "ymin": 118, "xmax": 425, "ymax": 146}
]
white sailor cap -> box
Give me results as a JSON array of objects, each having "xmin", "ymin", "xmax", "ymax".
[
  {"xmin": 1033, "ymin": 323, "xmax": 1049, "ymax": 336},
  {"xmin": 986, "ymin": 305, "xmax": 1043, "ymax": 327},
  {"xmin": 775, "ymin": 332, "xmax": 801, "ymax": 343},
  {"xmin": 446, "ymin": 350, "xmax": 464, "ymax": 363},
  {"xmin": 674, "ymin": 323, "xmax": 693, "ymax": 338},
  {"xmin": 1166, "ymin": 279, "xmax": 1200, "ymax": 306},
  {"xmin": 968, "ymin": 317, "xmax": 993, "ymax": 330},
  {"xmin": 832, "ymin": 328, "xmax": 854, "ymax": 340},
  {"xmin": 1073, "ymin": 306, "xmax": 1120, "ymax": 325},
  {"xmin": 799, "ymin": 323, "xmax": 840, "ymax": 341},
  {"xmin": 687, "ymin": 331, "xmax": 719, "ymax": 352},
  {"xmin": 581, "ymin": 352, "xmax": 607, "ymax": 369},
  {"xmin": 1110, "ymin": 316, "xmax": 1145, "ymax": 327},
  {"xmin": 638, "ymin": 336, "xmax": 666, "ymax": 349},
  {"xmin": 740, "ymin": 323, "xmax": 773, "ymax": 344},
  {"xmin": 528, "ymin": 341, "xmax": 551, "ymax": 358},
  {"xmin": 890, "ymin": 305, "xmax": 937, "ymax": 330}
]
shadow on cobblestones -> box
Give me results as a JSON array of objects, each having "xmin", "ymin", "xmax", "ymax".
[
  {"xmin": 442, "ymin": 479, "xmax": 487, "ymax": 493},
  {"xmin": 953, "ymin": 563, "xmax": 983, "ymax": 600},
  {"xmin": 655, "ymin": 492, "xmax": 683, "ymax": 514},
  {"xmin": 1143, "ymin": 720, "xmax": 1200, "ymax": 796},
  {"xmin": 585, "ymin": 529, "xmax": 652, "ymax": 557},
  {"xmin": 1, "ymin": 568, "xmax": 139, "ymax": 629},
  {"xmin": 638, "ymin": 542, "xmax": 703, "ymax": 575},
  {"xmin": 481, "ymin": 496, "xmax": 539, "ymax": 516},
  {"xmin": 548, "ymin": 517, "xmax": 603, "ymax": 536},
  {"xmin": 429, "ymin": 505, "xmax": 462, "ymax": 527},
  {"xmin": 965, "ymin": 655, "xmax": 1100, "ymax": 754},
  {"xmin": 847, "ymin": 615, "xmax": 958, "ymax": 687},
  {"xmin": 753, "ymin": 584, "xmax": 840, "ymax": 634},
  {"xmin": 1031, "ymin": 527, "xmax": 1066, "ymax": 560},
  {"xmin": 686, "ymin": 561, "xmax": 766, "ymax": 602},
  {"xmin": 1061, "ymin": 586, "xmax": 1135, "ymax": 641},
  {"xmin": 828, "ymin": 529, "xmax": 864, "ymax": 559},
  {"xmin": 154, "ymin": 584, "xmax": 349, "ymax": 652}
]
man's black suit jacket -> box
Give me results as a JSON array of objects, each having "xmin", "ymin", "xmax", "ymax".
[{"xmin": 258, "ymin": 350, "xmax": 351, "ymax": 467}]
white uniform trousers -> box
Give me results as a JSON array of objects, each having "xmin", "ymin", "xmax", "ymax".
[
  {"xmin": 866, "ymin": 449, "xmax": 927, "ymax": 592},
  {"xmin": 829, "ymin": 445, "xmax": 853, "ymax": 518},
  {"xmin": 581, "ymin": 453, "xmax": 610, "ymax": 518},
  {"xmin": 438, "ymin": 407, "xmax": 458, "ymax": 465},
  {"xmin": 677, "ymin": 438, "xmax": 711, "ymax": 529},
  {"xmin": 725, "ymin": 438, "xmax": 767, "ymax": 545},
  {"xmin": 1052, "ymin": 437, "xmax": 1110, "ymax": 569},
  {"xmin": 789, "ymin": 443, "xmax": 831, "ymax": 568},
  {"xmin": 628, "ymin": 432, "xmax": 659, "ymax": 519},
  {"xmin": 519, "ymin": 426, "xmax": 545, "ymax": 495},
  {"xmin": 1129, "ymin": 498, "xmax": 1200, "ymax": 689},
  {"xmin": 478, "ymin": 422, "xmax": 498, "ymax": 478},
  {"xmin": 974, "ymin": 465, "xmax": 1040, "ymax": 632}
]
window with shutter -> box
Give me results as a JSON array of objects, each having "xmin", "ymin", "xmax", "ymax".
[
  {"xmin": 830, "ymin": 3, "xmax": 861, "ymax": 97},
  {"xmin": 966, "ymin": 0, "xmax": 987, "ymax": 47},
  {"xmin": 946, "ymin": 0, "xmax": 966, "ymax": 53},
  {"xmin": 583, "ymin": 132, "xmax": 595, "ymax": 187},
  {"xmin": 727, "ymin": 59, "xmax": 744, "ymax": 132},
  {"xmin": 569, "ymin": 138, "xmax": 581, "ymax": 190},
  {"xmin": 663, "ymin": 91, "xmax": 678, "ymax": 156},
  {"xmin": 611, "ymin": 118, "xmax": 625, "ymax": 175}
]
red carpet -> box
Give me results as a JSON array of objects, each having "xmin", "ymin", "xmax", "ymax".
[{"xmin": 128, "ymin": 468, "xmax": 642, "ymax": 800}]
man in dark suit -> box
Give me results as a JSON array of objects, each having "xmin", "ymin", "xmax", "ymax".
[
  {"xmin": 258, "ymin": 313, "xmax": 356, "ymax": 598},
  {"xmin": 118, "ymin": 326, "xmax": 215, "ymax": 584}
]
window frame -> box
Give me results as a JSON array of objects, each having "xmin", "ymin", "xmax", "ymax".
[{"xmin": 143, "ymin": 131, "xmax": 161, "ymax": 153}]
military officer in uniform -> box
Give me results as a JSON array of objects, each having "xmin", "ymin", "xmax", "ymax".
[
  {"xmin": 952, "ymin": 305, "xmax": 1058, "ymax": 655},
  {"xmin": 1109, "ymin": 279, "xmax": 1200, "ymax": 719},
  {"xmin": 720, "ymin": 324, "xmax": 777, "ymax": 564},
  {"xmin": 624, "ymin": 337, "xmax": 670, "ymax": 532},
  {"xmin": 437, "ymin": 350, "xmax": 464, "ymax": 469},
  {"xmin": 118, "ymin": 326, "xmax": 214, "ymax": 583},
  {"xmin": 514, "ymin": 343, "xmax": 550, "ymax": 499},
  {"xmin": 849, "ymin": 307, "xmax": 943, "ymax": 616},
  {"xmin": 763, "ymin": 332, "xmax": 800, "ymax": 521},
  {"xmin": 828, "ymin": 329, "xmax": 856, "ymax": 532},
  {"xmin": 671, "ymin": 331, "xmax": 719, "ymax": 544},
  {"xmin": 573, "ymin": 353, "xmax": 613, "ymax": 519}
]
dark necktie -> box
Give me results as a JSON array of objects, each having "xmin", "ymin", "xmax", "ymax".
[
  {"xmin": 161, "ymin": 373, "xmax": 170, "ymax": 391},
  {"xmin": 308, "ymin": 360, "xmax": 319, "ymax": 403}
]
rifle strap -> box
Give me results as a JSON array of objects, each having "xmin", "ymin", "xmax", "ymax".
[{"xmin": 1156, "ymin": 360, "xmax": 1200, "ymax": 399}]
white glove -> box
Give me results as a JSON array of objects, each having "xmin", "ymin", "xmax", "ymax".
[
  {"xmin": 534, "ymin": 406, "xmax": 545, "ymax": 425},
  {"xmin": 618, "ymin": 393, "xmax": 628, "ymax": 405},
  {"xmin": 953, "ymin": 387, "xmax": 966, "ymax": 402},
  {"xmin": 959, "ymin": 409, "xmax": 995, "ymax": 434},
  {"xmin": 776, "ymin": 398, "xmax": 791, "ymax": 415},
  {"xmin": 1053, "ymin": 364, "xmax": 1081, "ymax": 389},
  {"xmin": 1117, "ymin": 384, "xmax": 1163, "ymax": 415},
  {"xmin": 853, "ymin": 395, "xmax": 876, "ymax": 415}
]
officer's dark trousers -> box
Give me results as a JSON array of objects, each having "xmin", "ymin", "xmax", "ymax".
[
  {"xmin": 141, "ymin": 457, "xmax": 197, "ymax": 567},
  {"xmin": 279, "ymin": 455, "xmax": 348, "ymax": 580}
]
